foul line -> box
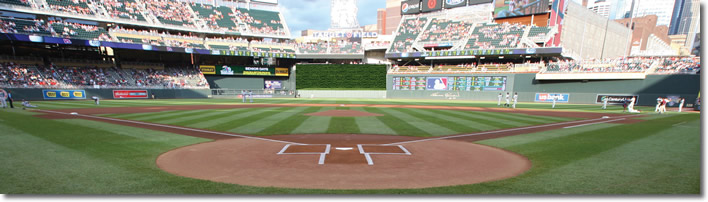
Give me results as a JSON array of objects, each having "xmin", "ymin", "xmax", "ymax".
[
  {"xmin": 563, "ymin": 118, "xmax": 625, "ymax": 129},
  {"xmin": 383, "ymin": 114, "xmax": 643, "ymax": 146},
  {"xmin": 34, "ymin": 109, "xmax": 302, "ymax": 145}
]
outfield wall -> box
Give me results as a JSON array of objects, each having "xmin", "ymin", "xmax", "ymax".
[
  {"xmin": 2, "ymin": 88, "xmax": 211, "ymax": 101},
  {"xmin": 386, "ymin": 73, "xmax": 700, "ymax": 106},
  {"xmin": 297, "ymin": 90, "xmax": 387, "ymax": 99}
]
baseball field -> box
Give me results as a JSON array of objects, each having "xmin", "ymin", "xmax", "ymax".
[{"xmin": 0, "ymin": 98, "xmax": 700, "ymax": 194}]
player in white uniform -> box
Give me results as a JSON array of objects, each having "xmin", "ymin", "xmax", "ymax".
[
  {"xmin": 248, "ymin": 90, "xmax": 253, "ymax": 103},
  {"xmin": 92, "ymin": 96, "xmax": 99, "ymax": 105},
  {"xmin": 21, "ymin": 99, "xmax": 36, "ymax": 109},
  {"xmin": 627, "ymin": 96, "xmax": 636, "ymax": 112},
  {"xmin": 602, "ymin": 96, "xmax": 608, "ymax": 109},
  {"xmin": 552, "ymin": 96, "xmax": 557, "ymax": 109},
  {"xmin": 0, "ymin": 89, "xmax": 6, "ymax": 108},
  {"xmin": 512, "ymin": 92, "xmax": 518, "ymax": 109},
  {"xmin": 241, "ymin": 90, "xmax": 246, "ymax": 103},
  {"xmin": 504, "ymin": 92, "xmax": 510, "ymax": 107},
  {"xmin": 655, "ymin": 97, "xmax": 662, "ymax": 112},
  {"xmin": 678, "ymin": 98, "xmax": 685, "ymax": 112},
  {"xmin": 497, "ymin": 93, "xmax": 502, "ymax": 106}
]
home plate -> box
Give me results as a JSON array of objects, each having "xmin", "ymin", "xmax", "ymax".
[{"xmin": 335, "ymin": 147, "xmax": 354, "ymax": 151}]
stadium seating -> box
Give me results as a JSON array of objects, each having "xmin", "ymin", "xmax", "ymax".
[
  {"xmin": 235, "ymin": 8, "xmax": 285, "ymax": 36},
  {"xmin": 143, "ymin": 0, "xmax": 196, "ymax": 27},
  {"xmin": 389, "ymin": 17, "xmax": 428, "ymax": 53},
  {"xmin": 190, "ymin": 3, "xmax": 239, "ymax": 32},
  {"xmin": 466, "ymin": 23, "xmax": 525, "ymax": 49},
  {"xmin": 330, "ymin": 42, "xmax": 362, "ymax": 54},
  {"xmin": 528, "ymin": 26, "xmax": 551, "ymax": 40},
  {"xmin": 45, "ymin": 0, "xmax": 95, "ymax": 15},
  {"xmin": 0, "ymin": 18, "xmax": 53, "ymax": 36},
  {"xmin": 99, "ymin": 0, "xmax": 146, "ymax": 21},
  {"xmin": 50, "ymin": 21, "xmax": 110, "ymax": 40},
  {"xmin": 0, "ymin": 0, "xmax": 31, "ymax": 7},
  {"xmin": 0, "ymin": 62, "xmax": 209, "ymax": 88},
  {"xmin": 418, "ymin": 18, "xmax": 472, "ymax": 43},
  {"xmin": 298, "ymin": 42, "xmax": 328, "ymax": 54}
]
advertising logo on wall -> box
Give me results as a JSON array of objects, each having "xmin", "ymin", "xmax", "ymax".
[
  {"xmin": 198, "ymin": 65, "xmax": 288, "ymax": 77},
  {"xmin": 535, "ymin": 93, "xmax": 570, "ymax": 103},
  {"xmin": 444, "ymin": 0, "xmax": 467, "ymax": 8},
  {"xmin": 401, "ymin": 0, "xmax": 422, "ymax": 14},
  {"xmin": 42, "ymin": 90, "xmax": 86, "ymax": 100},
  {"xmin": 265, "ymin": 80, "xmax": 282, "ymax": 89},
  {"xmin": 426, "ymin": 77, "xmax": 448, "ymax": 90},
  {"xmin": 113, "ymin": 90, "xmax": 149, "ymax": 99},
  {"xmin": 421, "ymin": 0, "xmax": 443, "ymax": 12},
  {"xmin": 595, "ymin": 94, "xmax": 638, "ymax": 105}
]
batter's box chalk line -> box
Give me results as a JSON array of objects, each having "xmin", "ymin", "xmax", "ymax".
[
  {"xmin": 357, "ymin": 144, "xmax": 412, "ymax": 166},
  {"xmin": 277, "ymin": 144, "xmax": 331, "ymax": 165}
]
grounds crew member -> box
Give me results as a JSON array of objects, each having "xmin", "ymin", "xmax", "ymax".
[{"xmin": 6, "ymin": 90, "xmax": 13, "ymax": 108}]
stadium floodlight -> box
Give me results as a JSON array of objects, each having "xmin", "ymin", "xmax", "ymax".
[{"xmin": 331, "ymin": 0, "xmax": 360, "ymax": 29}]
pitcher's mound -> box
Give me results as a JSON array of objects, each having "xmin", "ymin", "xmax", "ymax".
[{"xmin": 305, "ymin": 110, "xmax": 383, "ymax": 117}]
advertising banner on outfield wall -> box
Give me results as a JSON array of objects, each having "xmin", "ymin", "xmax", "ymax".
[
  {"xmin": 199, "ymin": 65, "xmax": 288, "ymax": 76},
  {"xmin": 113, "ymin": 90, "xmax": 149, "ymax": 99},
  {"xmin": 42, "ymin": 90, "xmax": 86, "ymax": 100},
  {"xmin": 535, "ymin": 93, "xmax": 569, "ymax": 103},
  {"xmin": 468, "ymin": 0, "xmax": 493, "ymax": 6},
  {"xmin": 596, "ymin": 94, "xmax": 638, "ymax": 105}
]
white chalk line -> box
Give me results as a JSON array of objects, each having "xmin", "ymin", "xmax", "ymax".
[
  {"xmin": 383, "ymin": 114, "xmax": 643, "ymax": 146},
  {"xmin": 357, "ymin": 144, "xmax": 412, "ymax": 166},
  {"xmin": 34, "ymin": 109, "xmax": 303, "ymax": 145},
  {"xmin": 563, "ymin": 118, "xmax": 626, "ymax": 129}
]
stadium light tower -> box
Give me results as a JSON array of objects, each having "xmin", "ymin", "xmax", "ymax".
[{"xmin": 330, "ymin": 0, "xmax": 360, "ymax": 30}]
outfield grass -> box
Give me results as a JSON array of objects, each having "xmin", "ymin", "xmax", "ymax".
[
  {"xmin": 0, "ymin": 99, "xmax": 700, "ymax": 194},
  {"xmin": 98, "ymin": 106, "xmax": 578, "ymax": 137}
]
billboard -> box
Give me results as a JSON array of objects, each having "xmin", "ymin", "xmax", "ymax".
[
  {"xmin": 42, "ymin": 90, "xmax": 86, "ymax": 100},
  {"xmin": 113, "ymin": 90, "xmax": 148, "ymax": 99},
  {"xmin": 426, "ymin": 77, "xmax": 448, "ymax": 90},
  {"xmin": 401, "ymin": 0, "xmax": 421, "ymax": 14},
  {"xmin": 444, "ymin": 0, "xmax": 467, "ymax": 8},
  {"xmin": 494, "ymin": 0, "xmax": 549, "ymax": 19},
  {"xmin": 535, "ymin": 93, "xmax": 569, "ymax": 103},
  {"xmin": 199, "ymin": 65, "xmax": 288, "ymax": 76},
  {"xmin": 596, "ymin": 94, "xmax": 638, "ymax": 105},
  {"xmin": 469, "ymin": 0, "xmax": 493, "ymax": 5},
  {"xmin": 265, "ymin": 80, "xmax": 282, "ymax": 89},
  {"xmin": 421, "ymin": 0, "xmax": 443, "ymax": 12}
]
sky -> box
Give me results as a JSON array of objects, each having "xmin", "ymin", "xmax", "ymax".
[{"xmin": 278, "ymin": 0, "xmax": 386, "ymax": 37}]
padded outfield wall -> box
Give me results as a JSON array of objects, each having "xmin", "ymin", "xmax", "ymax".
[
  {"xmin": 3, "ymin": 88, "xmax": 211, "ymax": 101},
  {"xmin": 387, "ymin": 73, "xmax": 700, "ymax": 106}
]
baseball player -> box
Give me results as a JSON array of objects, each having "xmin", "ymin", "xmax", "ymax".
[
  {"xmin": 21, "ymin": 99, "xmax": 36, "ymax": 109},
  {"xmin": 497, "ymin": 93, "xmax": 502, "ymax": 106},
  {"xmin": 241, "ymin": 90, "xmax": 246, "ymax": 103},
  {"xmin": 552, "ymin": 96, "xmax": 557, "ymax": 109},
  {"xmin": 248, "ymin": 90, "xmax": 253, "ymax": 103},
  {"xmin": 655, "ymin": 97, "xmax": 662, "ymax": 112},
  {"xmin": 92, "ymin": 96, "xmax": 100, "ymax": 105},
  {"xmin": 505, "ymin": 92, "xmax": 510, "ymax": 108},
  {"xmin": 0, "ymin": 89, "xmax": 6, "ymax": 108},
  {"xmin": 678, "ymin": 98, "xmax": 685, "ymax": 112},
  {"xmin": 6, "ymin": 90, "xmax": 13, "ymax": 108},
  {"xmin": 601, "ymin": 96, "xmax": 608, "ymax": 110},
  {"xmin": 512, "ymin": 92, "xmax": 518, "ymax": 109},
  {"xmin": 627, "ymin": 96, "xmax": 636, "ymax": 112},
  {"xmin": 661, "ymin": 97, "xmax": 670, "ymax": 113}
]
